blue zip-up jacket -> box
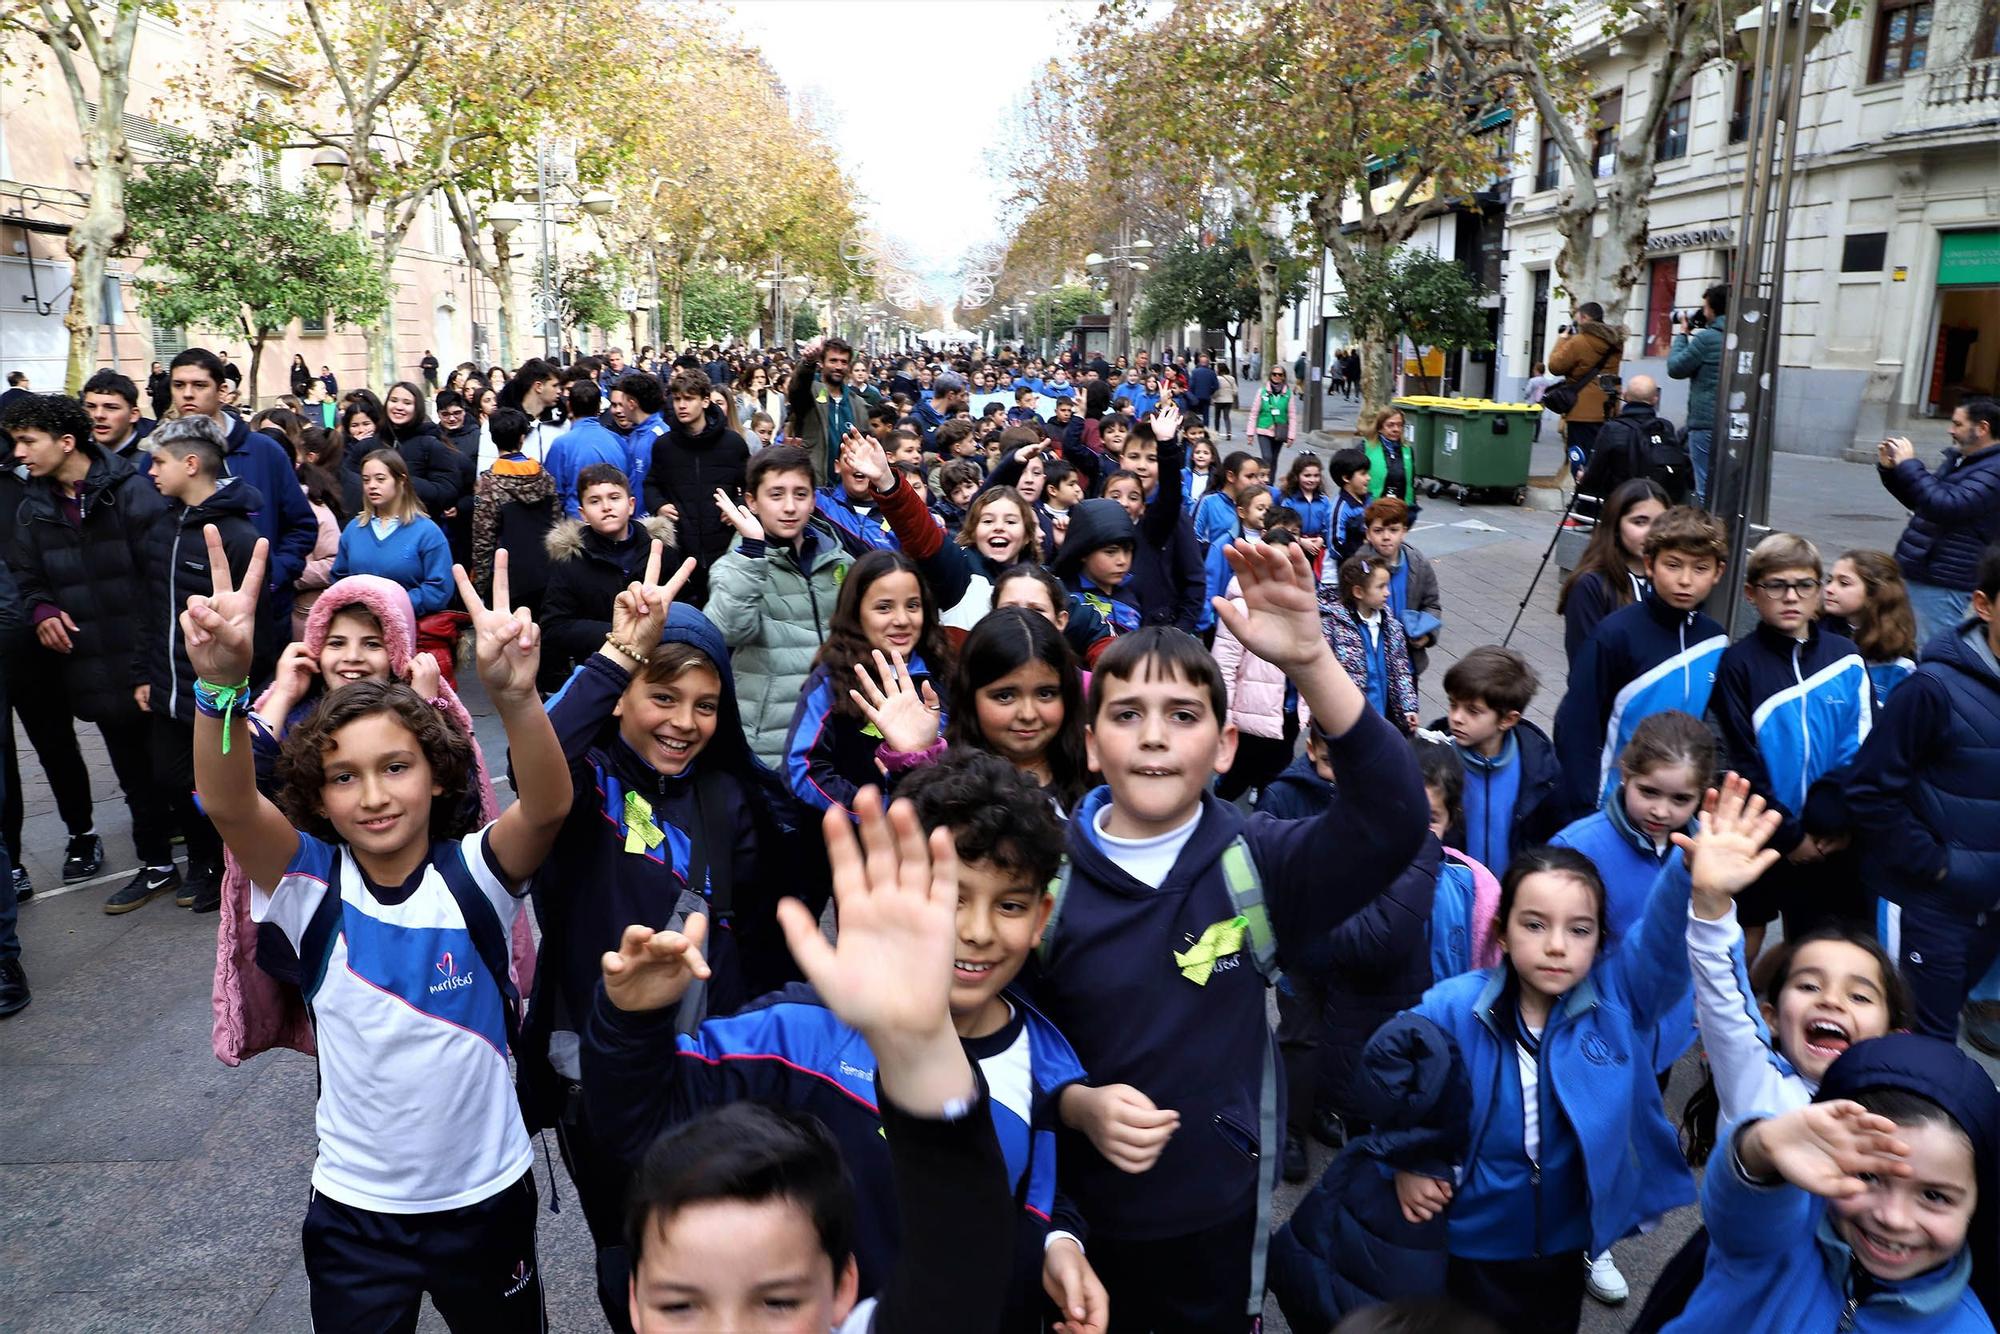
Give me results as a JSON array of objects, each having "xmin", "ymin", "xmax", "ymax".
[
  {"xmin": 1411, "ymin": 854, "xmax": 1698, "ymax": 1258},
  {"xmin": 1268, "ymin": 1014, "xmax": 1469, "ymax": 1332},
  {"xmin": 1032, "ymin": 707, "xmax": 1428, "ymax": 1241},
  {"xmin": 330, "ymin": 513, "xmax": 453, "ymax": 615},
  {"xmin": 815, "ymin": 485, "xmax": 900, "ymax": 554},
  {"xmin": 623, "ymin": 410, "xmax": 668, "ymax": 499},
  {"xmin": 1882, "ymin": 444, "xmax": 2000, "ymax": 592},
  {"xmin": 1429, "ymin": 716, "xmax": 1564, "ymax": 874},
  {"xmin": 1282, "ymin": 490, "xmax": 1334, "ymax": 552},
  {"xmin": 784, "ymin": 659, "xmax": 943, "ymax": 817},
  {"xmin": 1330, "ymin": 491, "xmax": 1370, "ymax": 563},
  {"xmin": 544, "ymin": 417, "xmax": 629, "ymax": 517},
  {"xmin": 1198, "ymin": 531, "xmax": 1256, "ymax": 632},
  {"xmin": 223, "ymin": 415, "xmax": 316, "ymax": 606},
  {"xmin": 581, "ymin": 980, "xmax": 1085, "ymax": 1325},
  {"xmin": 1848, "ymin": 622, "xmax": 2000, "ymax": 915},
  {"xmin": 1665, "ymin": 1123, "xmax": 1992, "ymax": 1333},
  {"xmin": 1194, "ymin": 489, "xmax": 1239, "ymax": 548},
  {"xmin": 1552, "ymin": 796, "xmax": 1698, "ymax": 1073},
  {"xmin": 1429, "ymin": 853, "xmax": 1485, "ymax": 982},
  {"xmin": 1554, "ymin": 591, "xmax": 1727, "ymax": 819},
  {"xmin": 1712, "ymin": 620, "xmax": 1872, "ymax": 854}
]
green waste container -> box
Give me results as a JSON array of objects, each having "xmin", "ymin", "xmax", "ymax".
[
  {"xmin": 1389, "ymin": 396, "xmax": 1452, "ymax": 480},
  {"xmin": 1430, "ymin": 400, "xmax": 1541, "ymax": 504}
]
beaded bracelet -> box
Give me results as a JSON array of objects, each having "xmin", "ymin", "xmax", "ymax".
[
  {"xmin": 603, "ymin": 635, "xmax": 651, "ymax": 667},
  {"xmin": 193, "ymin": 677, "xmax": 252, "ymax": 754}
]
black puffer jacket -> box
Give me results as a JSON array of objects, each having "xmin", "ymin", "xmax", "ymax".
[
  {"xmin": 539, "ymin": 514, "xmax": 681, "ymax": 673},
  {"xmin": 643, "ymin": 406, "xmax": 748, "ymax": 599},
  {"xmin": 11, "ymin": 444, "xmax": 167, "ymax": 722},
  {"xmin": 345, "ymin": 419, "xmax": 461, "ymax": 518},
  {"xmin": 1268, "ymin": 1013, "xmax": 1468, "ymax": 1331},
  {"xmin": 1883, "ymin": 445, "xmax": 2000, "ymax": 592},
  {"xmin": 135, "ymin": 476, "xmax": 265, "ymax": 721},
  {"xmin": 1301, "ymin": 832, "xmax": 1440, "ymax": 1121}
]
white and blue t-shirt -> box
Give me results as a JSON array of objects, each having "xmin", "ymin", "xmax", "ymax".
[{"xmin": 251, "ymin": 827, "xmax": 531, "ymax": 1214}]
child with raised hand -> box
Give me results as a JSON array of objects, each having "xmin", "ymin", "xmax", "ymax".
[
  {"xmin": 784, "ymin": 548, "xmax": 953, "ymax": 818},
  {"xmin": 1392, "ymin": 776, "xmax": 1779, "ymax": 1333},
  {"xmin": 1041, "ymin": 539, "xmax": 1429, "ymax": 1330},
  {"xmin": 1214, "ymin": 526, "xmax": 1304, "ymax": 800},
  {"xmin": 1199, "ymin": 482, "xmax": 1276, "ymax": 636},
  {"xmin": 587, "ymin": 771, "xmax": 1103, "ymax": 1334},
  {"xmin": 1664, "ymin": 1032, "xmax": 2000, "ymax": 1334},
  {"xmin": 186, "ymin": 530, "xmax": 571, "ymax": 1330}
]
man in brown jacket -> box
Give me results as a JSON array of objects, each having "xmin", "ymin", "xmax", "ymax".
[{"xmin": 1548, "ymin": 301, "xmax": 1627, "ymax": 476}]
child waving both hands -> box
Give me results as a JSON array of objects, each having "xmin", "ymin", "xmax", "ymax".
[{"xmin": 186, "ymin": 525, "xmax": 572, "ymax": 1330}]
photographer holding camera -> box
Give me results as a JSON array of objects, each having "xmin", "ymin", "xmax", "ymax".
[
  {"xmin": 1668, "ymin": 284, "xmax": 1728, "ymax": 504},
  {"xmin": 1546, "ymin": 302, "xmax": 1628, "ymax": 480}
]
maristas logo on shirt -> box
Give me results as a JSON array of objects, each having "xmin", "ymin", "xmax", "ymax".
[{"xmin": 429, "ymin": 950, "xmax": 473, "ymax": 995}]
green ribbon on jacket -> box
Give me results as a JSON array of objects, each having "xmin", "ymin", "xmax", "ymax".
[{"xmin": 1174, "ymin": 915, "xmax": 1248, "ymax": 986}]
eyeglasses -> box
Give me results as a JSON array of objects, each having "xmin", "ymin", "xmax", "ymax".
[{"xmin": 1751, "ymin": 578, "xmax": 1825, "ymax": 599}]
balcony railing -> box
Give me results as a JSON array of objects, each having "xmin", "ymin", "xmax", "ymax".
[
  {"xmin": 1924, "ymin": 53, "xmax": 2000, "ymax": 105},
  {"xmin": 1890, "ymin": 53, "xmax": 2000, "ymax": 139}
]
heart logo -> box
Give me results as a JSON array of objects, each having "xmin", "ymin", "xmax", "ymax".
[{"xmin": 436, "ymin": 952, "xmax": 455, "ymax": 977}]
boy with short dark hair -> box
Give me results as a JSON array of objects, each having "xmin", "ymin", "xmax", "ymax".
[
  {"xmin": 1325, "ymin": 448, "xmax": 1374, "ymax": 569},
  {"xmin": 1554, "ymin": 504, "xmax": 1730, "ymax": 819},
  {"xmin": 1110, "ymin": 409, "xmax": 1204, "ymax": 632},
  {"xmin": 586, "ymin": 760, "xmax": 1103, "ymax": 1332},
  {"xmin": 541, "ymin": 463, "xmax": 681, "ymax": 677},
  {"xmin": 1430, "ymin": 644, "xmax": 1560, "ymax": 880},
  {"xmin": 1042, "ymin": 544, "xmax": 1427, "ymax": 1329},
  {"xmin": 1712, "ymin": 531, "xmax": 1872, "ymax": 948},
  {"xmin": 1194, "ymin": 450, "xmax": 1271, "ymax": 549},
  {"xmin": 933, "ymin": 458, "xmax": 982, "ymax": 530},
  {"xmin": 935, "ymin": 418, "xmax": 979, "ymax": 463},
  {"xmin": 1851, "ymin": 543, "xmax": 2000, "ymax": 1042},
  {"xmin": 1362, "ymin": 496, "xmax": 1442, "ymax": 681},
  {"xmin": 138, "ymin": 414, "xmax": 263, "ymax": 913},
  {"xmin": 707, "ymin": 444, "xmax": 866, "ymax": 768}
]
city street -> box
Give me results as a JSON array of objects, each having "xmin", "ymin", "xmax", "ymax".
[{"xmin": 0, "ymin": 391, "xmax": 1948, "ymax": 1331}]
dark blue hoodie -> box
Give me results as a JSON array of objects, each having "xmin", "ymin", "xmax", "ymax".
[
  {"xmin": 222, "ymin": 414, "xmax": 317, "ymax": 607},
  {"xmin": 1554, "ymin": 590, "xmax": 1727, "ymax": 821},
  {"xmin": 1033, "ymin": 707, "xmax": 1427, "ymax": 1241},
  {"xmin": 1848, "ymin": 620, "xmax": 2000, "ymax": 916},
  {"xmin": 521, "ymin": 604, "xmax": 826, "ymax": 1118}
]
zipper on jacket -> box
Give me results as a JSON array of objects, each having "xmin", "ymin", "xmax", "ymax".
[
  {"xmin": 166, "ymin": 521, "xmax": 184, "ymax": 719},
  {"xmin": 1837, "ymin": 1293, "xmax": 1858, "ymax": 1331},
  {"xmin": 1793, "ymin": 641, "xmax": 1810, "ymax": 792}
]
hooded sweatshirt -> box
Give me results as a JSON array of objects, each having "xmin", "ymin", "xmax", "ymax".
[
  {"xmin": 1668, "ymin": 1034, "xmax": 2000, "ymax": 1333},
  {"xmin": 135, "ymin": 475, "xmax": 265, "ymax": 720},
  {"xmin": 210, "ymin": 575, "xmax": 533, "ymax": 1066},
  {"xmin": 644, "ymin": 405, "xmax": 750, "ymax": 588}
]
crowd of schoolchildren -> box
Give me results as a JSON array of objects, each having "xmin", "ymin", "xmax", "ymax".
[{"xmin": 6, "ymin": 337, "xmax": 2000, "ymax": 1334}]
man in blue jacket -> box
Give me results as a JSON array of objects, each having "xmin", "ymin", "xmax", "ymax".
[
  {"xmin": 1880, "ymin": 396, "xmax": 2000, "ymax": 644},
  {"xmin": 167, "ymin": 348, "xmax": 315, "ymax": 654},
  {"xmin": 544, "ymin": 379, "xmax": 629, "ymax": 517},
  {"xmin": 1187, "ymin": 352, "xmax": 1221, "ymax": 424}
]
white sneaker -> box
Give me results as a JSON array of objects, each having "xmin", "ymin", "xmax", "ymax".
[{"xmin": 1585, "ymin": 1250, "xmax": 1629, "ymax": 1304}]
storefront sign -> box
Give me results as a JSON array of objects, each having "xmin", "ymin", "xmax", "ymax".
[
  {"xmin": 1938, "ymin": 229, "xmax": 2000, "ymax": 286},
  {"xmin": 1645, "ymin": 226, "xmax": 1735, "ymax": 254}
]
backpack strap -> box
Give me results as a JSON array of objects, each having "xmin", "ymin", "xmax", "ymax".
[
  {"xmin": 297, "ymin": 886, "xmax": 345, "ymax": 1007},
  {"xmin": 1219, "ymin": 835, "xmax": 1281, "ymax": 987},
  {"xmin": 1034, "ymin": 856, "xmax": 1075, "ymax": 967},
  {"xmin": 1216, "ymin": 833, "xmax": 1282, "ymax": 1320},
  {"xmin": 434, "ymin": 838, "xmax": 523, "ymax": 1050}
]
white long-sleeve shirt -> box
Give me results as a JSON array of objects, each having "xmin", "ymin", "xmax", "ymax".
[{"xmin": 1687, "ymin": 903, "xmax": 1814, "ymax": 1127}]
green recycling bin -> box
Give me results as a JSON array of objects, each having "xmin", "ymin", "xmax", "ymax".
[
  {"xmin": 1430, "ymin": 400, "xmax": 1541, "ymax": 504},
  {"xmin": 1389, "ymin": 396, "xmax": 1451, "ymax": 480}
]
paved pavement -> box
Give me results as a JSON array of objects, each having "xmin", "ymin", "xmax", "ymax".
[{"xmin": 0, "ymin": 384, "xmax": 1961, "ymax": 1332}]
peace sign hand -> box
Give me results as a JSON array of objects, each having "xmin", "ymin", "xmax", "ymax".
[
  {"xmin": 453, "ymin": 550, "xmax": 542, "ymax": 703},
  {"xmin": 609, "ymin": 541, "xmax": 696, "ymax": 657},
  {"xmin": 849, "ymin": 649, "xmax": 942, "ymax": 753},
  {"xmin": 180, "ymin": 526, "xmax": 269, "ymax": 685}
]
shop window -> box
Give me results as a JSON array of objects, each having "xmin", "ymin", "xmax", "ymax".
[
  {"xmin": 1870, "ymin": 0, "xmax": 1932, "ymax": 82},
  {"xmin": 1644, "ymin": 256, "xmax": 1681, "ymax": 356}
]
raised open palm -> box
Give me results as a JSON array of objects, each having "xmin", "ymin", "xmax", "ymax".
[
  {"xmin": 180, "ymin": 526, "xmax": 269, "ymax": 684},
  {"xmin": 1749, "ymin": 1101, "xmax": 1911, "ymax": 1199},
  {"xmin": 849, "ymin": 649, "xmax": 942, "ymax": 753},
  {"xmin": 777, "ymin": 791, "xmax": 958, "ymax": 1046},
  {"xmin": 1210, "ymin": 539, "xmax": 1324, "ymax": 671},
  {"xmin": 1674, "ymin": 773, "xmax": 1785, "ymax": 911}
]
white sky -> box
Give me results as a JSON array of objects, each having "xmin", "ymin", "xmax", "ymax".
[{"xmin": 734, "ymin": 0, "xmax": 1086, "ymax": 287}]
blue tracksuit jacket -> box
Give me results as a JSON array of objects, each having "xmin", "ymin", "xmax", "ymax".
[
  {"xmin": 1031, "ymin": 708, "xmax": 1428, "ymax": 1243},
  {"xmin": 1554, "ymin": 592, "xmax": 1727, "ymax": 819},
  {"xmin": 1664, "ymin": 1126, "xmax": 1992, "ymax": 1333},
  {"xmin": 1330, "ymin": 491, "xmax": 1370, "ymax": 563},
  {"xmin": 622, "ymin": 411, "xmax": 667, "ymax": 499},
  {"xmin": 544, "ymin": 417, "xmax": 629, "ymax": 518},
  {"xmin": 784, "ymin": 659, "xmax": 943, "ymax": 816},
  {"xmin": 1411, "ymin": 855, "xmax": 1698, "ymax": 1259},
  {"xmin": 1552, "ymin": 796, "xmax": 1698, "ymax": 1072},
  {"xmin": 1282, "ymin": 491, "xmax": 1334, "ymax": 550},
  {"xmin": 1428, "ymin": 853, "xmax": 1485, "ymax": 983},
  {"xmin": 1711, "ymin": 620, "xmax": 1872, "ymax": 854},
  {"xmin": 1194, "ymin": 489, "xmax": 1240, "ymax": 548},
  {"xmin": 581, "ymin": 981, "xmax": 1085, "ymax": 1320}
]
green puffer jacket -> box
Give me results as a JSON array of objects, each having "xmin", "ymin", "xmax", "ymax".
[{"xmin": 706, "ymin": 514, "xmax": 852, "ymax": 769}]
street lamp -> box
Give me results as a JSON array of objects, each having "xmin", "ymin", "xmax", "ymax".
[
  {"xmin": 1704, "ymin": 0, "xmax": 1836, "ymax": 633},
  {"xmin": 1085, "ymin": 223, "xmax": 1154, "ymax": 361},
  {"xmin": 311, "ymin": 147, "xmax": 348, "ymax": 183}
]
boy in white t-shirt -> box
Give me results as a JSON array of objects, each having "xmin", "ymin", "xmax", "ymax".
[{"xmin": 185, "ymin": 527, "xmax": 627, "ymax": 1328}]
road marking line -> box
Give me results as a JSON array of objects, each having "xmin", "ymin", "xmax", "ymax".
[{"xmin": 20, "ymin": 862, "xmax": 154, "ymax": 903}]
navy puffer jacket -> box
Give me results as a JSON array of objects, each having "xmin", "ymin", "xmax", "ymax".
[
  {"xmin": 1267, "ymin": 1013, "xmax": 1469, "ymax": 1332},
  {"xmin": 1883, "ymin": 445, "xmax": 2000, "ymax": 591}
]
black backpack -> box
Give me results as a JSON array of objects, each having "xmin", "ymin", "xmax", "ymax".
[{"xmin": 1634, "ymin": 417, "xmax": 1693, "ymax": 503}]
